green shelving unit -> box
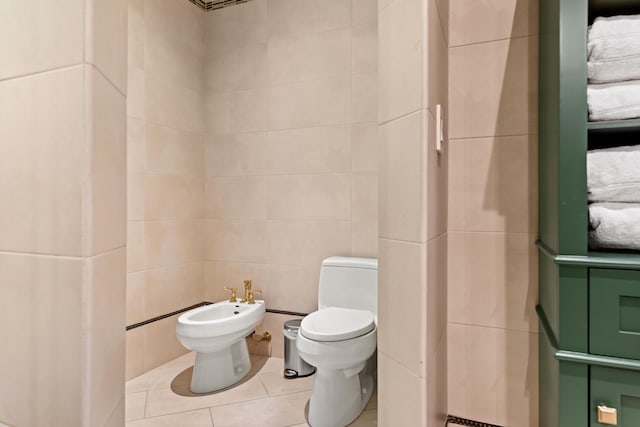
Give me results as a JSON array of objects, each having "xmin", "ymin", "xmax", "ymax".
[{"xmin": 538, "ymin": 0, "xmax": 640, "ymax": 425}]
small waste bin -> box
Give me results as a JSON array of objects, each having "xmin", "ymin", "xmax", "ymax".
[{"xmin": 283, "ymin": 319, "xmax": 316, "ymax": 379}]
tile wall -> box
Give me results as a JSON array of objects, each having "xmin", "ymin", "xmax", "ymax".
[
  {"xmin": 447, "ymin": 0, "xmax": 539, "ymax": 425},
  {"xmin": 202, "ymin": 0, "xmax": 379, "ymax": 317},
  {"xmin": 126, "ymin": 0, "xmax": 206, "ymax": 379},
  {"xmin": 377, "ymin": 0, "xmax": 448, "ymax": 425},
  {"xmin": 0, "ymin": 0, "xmax": 127, "ymax": 425}
]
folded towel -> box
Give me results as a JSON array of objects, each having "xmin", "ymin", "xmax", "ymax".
[
  {"xmin": 588, "ymin": 15, "xmax": 640, "ymax": 83},
  {"xmin": 588, "ymin": 144, "xmax": 640, "ymax": 202},
  {"xmin": 588, "ymin": 81, "xmax": 640, "ymax": 121},
  {"xmin": 589, "ymin": 202, "xmax": 640, "ymax": 250}
]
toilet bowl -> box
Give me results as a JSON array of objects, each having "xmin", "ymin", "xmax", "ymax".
[
  {"xmin": 296, "ymin": 256, "xmax": 378, "ymax": 427},
  {"xmin": 176, "ymin": 299, "xmax": 265, "ymax": 393}
]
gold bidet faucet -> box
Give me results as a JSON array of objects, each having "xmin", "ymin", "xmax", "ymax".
[{"xmin": 241, "ymin": 280, "xmax": 252, "ymax": 303}]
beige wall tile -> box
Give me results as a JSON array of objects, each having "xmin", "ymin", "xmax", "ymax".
[
  {"xmin": 205, "ymin": 88, "xmax": 268, "ymax": 135},
  {"xmin": 267, "ymin": 126, "xmax": 351, "ymax": 174},
  {"xmin": 128, "ymin": 118, "xmax": 146, "ymax": 170},
  {"xmin": 448, "ymin": 135, "xmax": 538, "ymax": 232},
  {"xmin": 352, "ymin": 221, "xmax": 379, "ymax": 258},
  {"xmin": 146, "ymin": 124, "xmax": 204, "ymax": 175},
  {"xmin": 205, "ymin": 176, "xmax": 267, "ymax": 219},
  {"xmin": 0, "ymin": 67, "xmax": 83, "ymax": 256},
  {"xmin": 427, "ymin": 110, "xmax": 447, "ymax": 239},
  {"xmin": 267, "ymin": 220, "xmax": 351, "ymax": 266},
  {"xmin": 449, "ymin": 36, "xmax": 538, "ymax": 139},
  {"xmin": 268, "ymin": 77, "xmax": 351, "ymax": 129},
  {"xmin": 352, "ymin": 0, "xmax": 378, "ymax": 26},
  {"xmin": 128, "ymin": 409, "xmax": 213, "ymax": 427},
  {"xmin": 267, "ymin": 174, "xmax": 352, "ymax": 221},
  {"xmin": 145, "ymin": 0, "xmax": 204, "ymax": 93},
  {"xmin": 0, "ymin": 1, "xmax": 83, "ymax": 80},
  {"xmin": 378, "ymin": 239, "xmax": 427, "ymax": 377},
  {"xmin": 267, "ymin": 28, "xmax": 351, "ymax": 86},
  {"xmin": 427, "ymin": 335, "xmax": 448, "ymax": 427},
  {"xmin": 145, "ymin": 73, "xmax": 204, "ymax": 134},
  {"xmin": 89, "ymin": 0, "xmax": 128, "ymax": 93},
  {"xmin": 379, "ymin": 111, "xmax": 426, "ymax": 243},
  {"xmin": 209, "ymin": 391, "xmax": 310, "ymax": 427},
  {"xmin": 352, "ymin": 172, "xmax": 378, "ymax": 223},
  {"xmin": 128, "ymin": 171, "xmax": 146, "ymax": 221},
  {"xmin": 427, "ymin": 233, "xmax": 447, "ymax": 356},
  {"xmin": 0, "ymin": 253, "xmax": 83, "ymax": 427},
  {"xmin": 448, "ymin": 232, "xmax": 538, "ymax": 332},
  {"xmin": 427, "ymin": 0, "xmax": 448, "ymax": 111},
  {"xmin": 378, "ymin": 352, "xmax": 427, "ymax": 426},
  {"xmin": 434, "ymin": 0, "xmax": 449, "ymax": 44},
  {"xmin": 449, "ymin": 0, "xmax": 538, "ymax": 47},
  {"xmin": 127, "ymin": 222, "xmax": 146, "ymax": 273},
  {"xmin": 144, "ymin": 174, "xmax": 203, "ymax": 220},
  {"xmin": 378, "ymin": 0, "xmax": 423, "ymax": 123},
  {"xmin": 351, "ymin": 122, "xmax": 378, "ymax": 172},
  {"xmin": 127, "ymin": 271, "xmax": 146, "ymax": 324},
  {"xmin": 91, "ymin": 68, "xmax": 127, "ymax": 255},
  {"xmin": 143, "ymin": 315, "xmax": 190, "ymax": 373},
  {"xmin": 448, "ymin": 324, "xmax": 539, "ymax": 427},
  {"xmin": 352, "ymin": 72, "xmax": 378, "ymax": 123},
  {"xmin": 145, "ymin": 220, "xmax": 203, "ymax": 269},
  {"xmin": 267, "ymin": 0, "xmax": 351, "ymax": 40},
  {"xmin": 105, "ymin": 397, "xmax": 125, "ymax": 427},
  {"xmin": 145, "ymin": 262, "xmax": 204, "ymax": 319},
  {"xmin": 89, "ymin": 248, "xmax": 126, "ymax": 427},
  {"xmin": 352, "ymin": 23, "xmax": 378, "ymax": 74},
  {"xmin": 204, "ymin": 219, "xmax": 268, "ymax": 263},
  {"xmin": 205, "ymin": 43, "xmax": 268, "ymax": 94},
  {"xmin": 205, "ymin": 0, "xmax": 267, "ymax": 53},
  {"xmin": 128, "ymin": 0, "xmax": 145, "ymax": 70},
  {"xmin": 206, "ymin": 132, "xmax": 269, "ymax": 177},
  {"xmin": 126, "ymin": 392, "xmax": 146, "ymax": 422},
  {"xmin": 204, "ymin": 261, "xmax": 270, "ymax": 303},
  {"xmin": 266, "ymin": 264, "xmax": 319, "ymax": 313},
  {"xmin": 128, "ymin": 67, "xmax": 146, "ymax": 120}
]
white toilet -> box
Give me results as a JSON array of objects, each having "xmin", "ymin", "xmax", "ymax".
[{"xmin": 296, "ymin": 256, "xmax": 377, "ymax": 427}]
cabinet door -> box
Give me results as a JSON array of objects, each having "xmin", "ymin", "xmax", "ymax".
[
  {"xmin": 590, "ymin": 269, "xmax": 640, "ymax": 360},
  {"xmin": 591, "ymin": 366, "xmax": 640, "ymax": 426}
]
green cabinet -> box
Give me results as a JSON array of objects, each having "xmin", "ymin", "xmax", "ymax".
[
  {"xmin": 538, "ymin": 0, "xmax": 640, "ymax": 425},
  {"xmin": 591, "ymin": 366, "xmax": 640, "ymax": 426}
]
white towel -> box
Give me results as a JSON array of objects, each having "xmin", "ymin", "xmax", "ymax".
[
  {"xmin": 588, "ymin": 15, "xmax": 640, "ymax": 83},
  {"xmin": 588, "ymin": 144, "xmax": 640, "ymax": 203},
  {"xmin": 589, "ymin": 202, "xmax": 640, "ymax": 250},
  {"xmin": 588, "ymin": 81, "xmax": 640, "ymax": 121}
]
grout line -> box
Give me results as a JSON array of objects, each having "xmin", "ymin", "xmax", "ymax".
[
  {"xmin": 0, "ymin": 63, "xmax": 84, "ymax": 84},
  {"xmin": 448, "ymin": 321, "xmax": 541, "ymax": 334},
  {"xmin": 378, "ymin": 108, "xmax": 424, "ymax": 127},
  {"xmin": 449, "ymin": 33, "xmax": 537, "ymax": 50},
  {"xmin": 448, "ymin": 132, "xmax": 538, "ymax": 142}
]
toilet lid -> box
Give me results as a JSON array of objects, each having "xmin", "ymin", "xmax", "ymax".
[{"xmin": 300, "ymin": 307, "xmax": 375, "ymax": 342}]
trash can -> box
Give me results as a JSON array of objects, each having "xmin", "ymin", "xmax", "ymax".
[{"xmin": 283, "ymin": 319, "xmax": 316, "ymax": 379}]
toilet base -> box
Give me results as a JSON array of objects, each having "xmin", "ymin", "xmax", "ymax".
[
  {"xmin": 307, "ymin": 363, "xmax": 375, "ymax": 427},
  {"xmin": 190, "ymin": 339, "xmax": 251, "ymax": 394}
]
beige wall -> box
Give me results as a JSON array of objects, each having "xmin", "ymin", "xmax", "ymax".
[
  {"xmin": 447, "ymin": 0, "xmax": 539, "ymax": 426},
  {"xmin": 125, "ymin": 0, "xmax": 206, "ymax": 379},
  {"xmin": 377, "ymin": 0, "xmax": 448, "ymax": 425},
  {"xmin": 0, "ymin": 1, "xmax": 127, "ymax": 426},
  {"xmin": 202, "ymin": 0, "xmax": 379, "ymax": 316}
]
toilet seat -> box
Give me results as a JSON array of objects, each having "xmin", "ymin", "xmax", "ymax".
[{"xmin": 300, "ymin": 307, "xmax": 375, "ymax": 342}]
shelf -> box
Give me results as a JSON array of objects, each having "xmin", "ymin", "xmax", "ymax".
[
  {"xmin": 588, "ymin": 118, "xmax": 640, "ymax": 134},
  {"xmin": 536, "ymin": 241, "xmax": 640, "ymax": 269},
  {"xmin": 589, "ymin": 0, "xmax": 640, "ymax": 21}
]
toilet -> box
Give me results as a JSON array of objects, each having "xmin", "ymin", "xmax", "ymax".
[{"xmin": 296, "ymin": 256, "xmax": 377, "ymax": 427}]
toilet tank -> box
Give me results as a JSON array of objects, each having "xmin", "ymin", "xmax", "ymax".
[{"xmin": 317, "ymin": 256, "xmax": 378, "ymax": 315}]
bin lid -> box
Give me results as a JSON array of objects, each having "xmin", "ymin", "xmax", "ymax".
[{"xmin": 284, "ymin": 318, "xmax": 302, "ymax": 332}]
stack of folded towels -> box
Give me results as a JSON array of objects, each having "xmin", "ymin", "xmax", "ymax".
[
  {"xmin": 588, "ymin": 145, "xmax": 640, "ymax": 250},
  {"xmin": 587, "ymin": 14, "xmax": 640, "ymax": 121}
]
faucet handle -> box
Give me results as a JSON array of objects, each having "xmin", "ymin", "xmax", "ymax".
[
  {"xmin": 224, "ymin": 286, "xmax": 238, "ymax": 303},
  {"xmin": 247, "ymin": 289, "xmax": 262, "ymax": 304}
]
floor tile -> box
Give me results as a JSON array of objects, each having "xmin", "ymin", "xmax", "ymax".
[
  {"xmin": 209, "ymin": 391, "xmax": 311, "ymax": 427},
  {"xmin": 349, "ymin": 409, "xmax": 378, "ymax": 426},
  {"xmin": 260, "ymin": 371, "xmax": 314, "ymax": 397},
  {"xmin": 126, "ymin": 391, "xmax": 147, "ymax": 421},
  {"xmin": 126, "ymin": 352, "xmax": 195, "ymax": 393},
  {"xmin": 145, "ymin": 374, "xmax": 269, "ymax": 418},
  {"xmin": 127, "ymin": 408, "xmax": 212, "ymax": 427}
]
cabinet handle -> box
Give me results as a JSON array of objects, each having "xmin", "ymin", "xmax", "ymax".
[{"xmin": 597, "ymin": 405, "xmax": 617, "ymax": 425}]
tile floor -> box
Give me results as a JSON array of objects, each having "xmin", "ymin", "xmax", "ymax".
[{"xmin": 126, "ymin": 352, "xmax": 377, "ymax": 426}]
